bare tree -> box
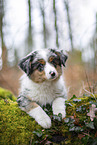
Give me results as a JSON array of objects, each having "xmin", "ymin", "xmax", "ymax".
[
  {"xmin": 40, "ymin": 0, "xmax": 47, "ymax": 48},
  {"xmin": 64, "ymin": 0, "xmax": 74, "ymax": 51},
  {"xmin": 0, "ymin": 0, "xmax": 7, "ymax": 68},
  {"xmin": 90, "ymin": 13, "xmax": 97, "ymax": 73},
  {"xmin": 93, "ymin": 13, "xmax": 97, "ymax": 73},
  {"xmin": 53, "ymin": 0, "xmax": 59, "ymax": 48},
  {"xmin": 0, "ymin": 0, "xmax": 4, "ymax": 48},
  {"xmin": 25, "ymin": 0, "xmax": 33, "ymax": 55}
]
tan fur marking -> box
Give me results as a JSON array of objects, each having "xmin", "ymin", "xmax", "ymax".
[
  {"xmin": 30, "ymin": 70, "xmax": 47, "ymax": 83},
  {"xmin": 26, "ymin": 102, "xmax": 39, "ymax": 113},
  {"xmin": 49, "ymin": 56, "xmax": 55, "ymax": 62},
  {"xmin": 49, "ymin": 56, "xmax": 60, "ymax": 66},
  {"xmin": 56, "ymin": 65, "xmax": 62, "ymax": 76},
  {"xmin": 38, "ymin": 59, "xmax": 45, "ymax": 65}
]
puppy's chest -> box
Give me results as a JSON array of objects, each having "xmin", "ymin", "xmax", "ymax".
[{"xmin": 30, "ymin": 84, "xmax": 57, "ymax": 105}]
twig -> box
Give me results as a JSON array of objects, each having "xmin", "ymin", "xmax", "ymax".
[
  {"xmin": 83, "ymin": 88, "xmax": 96, "ymax": 101},
  {"xmin": 93, "ymin": 82, "xmax": 97, "ymax": 94},
  {"xmin": 85, "ymin": 70, "xmax": 91, "ymax": 92},
  {"xmin": 82, "ymin": 81, "xmax": 96, "ymax": 101},
  {"xmin": 39, "ymin": 135, "xmax": 48, "ymax": 144}
]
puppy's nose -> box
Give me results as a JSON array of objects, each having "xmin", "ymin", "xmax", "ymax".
[{"xmin": 49, "ymin": 71, "xmax": 56, "ymax": 78}]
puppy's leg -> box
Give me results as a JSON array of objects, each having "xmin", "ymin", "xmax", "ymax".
[
  {"xmin": 17, "ymin": 95, "xmax": 51, "ymax": 128},
  {"xmin": 52, "ymin": 97, "xmax": 66, "ymax": 119},
  {"xmin": 28, "ymin": 105, "xmax": 51, "ymax": 128}
]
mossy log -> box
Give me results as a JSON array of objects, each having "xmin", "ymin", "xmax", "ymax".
[{"xmin": 0, "ymin": 87, "xmax": 97, "ymax": 145}]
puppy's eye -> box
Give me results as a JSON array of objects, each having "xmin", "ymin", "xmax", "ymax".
[
  {"xmin": 38, "ymin": 59, "xmax": 45, "ymax": 65},
  {"xmin": 38, "ymin": 63, "xmax": 44, "ymax": 72},
  {"xmin": 51, "ymin": 58, "xmax": 60, "ymax": 67},
  {"xmin": 49, "ymin": 56, "xmax": 54, "ymax": 62},
  {"xmin": 51, "ymin": 58, "xmax": 57, "ymax": 66}
]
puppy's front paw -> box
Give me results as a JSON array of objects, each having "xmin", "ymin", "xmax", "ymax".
[
  {"xmin": 53, "ymin": 108, "xmax": 66, "ymax": 119},
  {"xmin": 38, "ymin": 114, "xmax": 51, "ymax": 128},
  {"xmin": 52, "ymin": 97, "xmax": 66, "ymax": 119},
  {"xmin": 28, "ymin": 106, "xmax": 51, "ymax": 128}
]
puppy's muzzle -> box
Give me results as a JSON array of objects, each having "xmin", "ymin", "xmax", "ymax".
[{"xmin": 44, "ymin": 62, "xmax": 58, "ymax": 80}]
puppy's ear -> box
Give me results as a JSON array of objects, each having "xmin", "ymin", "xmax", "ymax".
[
  {"xmin": 18, "ymin": 55, "xmax": 32, "ymax": 75},
  {"xmin": 18, "ymin": 53, "xmax": 35, "ymax": 75},
  {"xmin": 60, "ymin": 50, "xmax": 68, "ymax": 67}
]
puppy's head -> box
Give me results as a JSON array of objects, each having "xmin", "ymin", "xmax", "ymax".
[{"xmin": 18, "ymin": 48, "xmax": 68, "ymax": 83}]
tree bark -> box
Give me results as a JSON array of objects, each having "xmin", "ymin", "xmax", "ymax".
[
  {"xmin": 64, "ymin": 0, "xmax": 74, "ymax": 51},
  {"xmin": 0, "ymin": 0, "xmax": 7, "ymax": 68},
  {"xmin": 53, "ymin": 0, "xmax": 59, "ymax": 48},
  {"xmin": 40, "ymin": 0, "xmax": 47, "ymax": 48}
]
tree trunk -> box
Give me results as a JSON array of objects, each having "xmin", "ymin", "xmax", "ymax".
[
  {"xmin": 53, "ymin": 0, "xmax": 59, "ymax": 48},
  {"xmin": 40, "ymin": 0, "xmax": 47, "ymax": 48},
  {"xmin": 0, "ymin": 0, "xmax": 7, "ymax": 68},
  {"xmin": 25, "ymin": 0, "xmax": 33, "ymax": 55},
  {"xmin": 64, "ymin": 0, "xmax": 74, "ymax": 51}
]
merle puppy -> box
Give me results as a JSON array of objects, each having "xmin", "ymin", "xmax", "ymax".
[{"xmin": 17, "ymin": 48, "xmax": 68, "ymax": 128}]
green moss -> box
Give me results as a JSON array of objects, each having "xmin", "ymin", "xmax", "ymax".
[
  {"xmin": 0, "ymin": 87, "xmax": 97, "ymax": 145},
  {"xmin": 0, "ymin": 88, "xmax": 42, "ymax": 145},
  {"xmin": 0, "ymin": 87, "xmax": 16, "ymax": 101}
]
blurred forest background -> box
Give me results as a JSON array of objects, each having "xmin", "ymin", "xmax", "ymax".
[{"xmin": 0, "ymin": 0, "xmax": 97, "ymax": 98}]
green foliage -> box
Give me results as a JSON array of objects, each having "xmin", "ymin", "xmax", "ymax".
[{"xmin": 0, "ymin": 87, "xmax": 97, "ymax": 145}]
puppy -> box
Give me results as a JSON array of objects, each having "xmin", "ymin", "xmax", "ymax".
[{"xmin": 17, "ymin": 48, "xmax": 68, "ymax": 128}]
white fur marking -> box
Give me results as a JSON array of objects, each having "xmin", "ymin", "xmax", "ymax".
[
  {"xmin": 44, "ymin": 62, "xmax": 58, "ymax": 80},
  {"xmin": 28, "ymin": 106, "xmax": 51, "ymax": 128},
  {"xmin": 20, "ymin": 74, "xmax": 67, "ymax": 106},
  {"xmin": 52, "ymin": 97, "xmax": 66, "ymax": 118}
]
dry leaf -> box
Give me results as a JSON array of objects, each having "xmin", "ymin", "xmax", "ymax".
[
  {"xmin": 87, "ymin": 104, "xmax": 97, "ymax": 121},
  {"xmin": 78, "ymin": 134, "xmax": 85, "ymax": 140}
]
